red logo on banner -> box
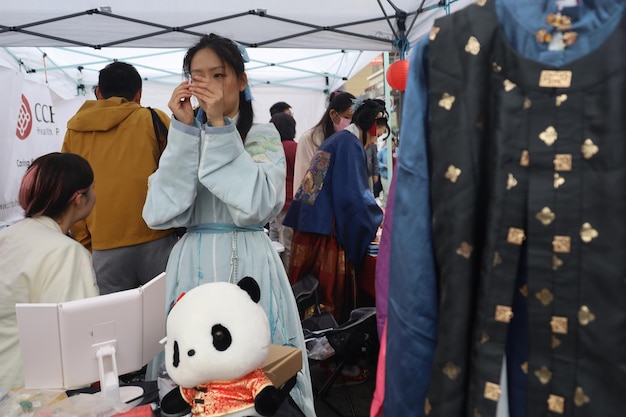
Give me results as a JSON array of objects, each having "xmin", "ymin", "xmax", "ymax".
[{"xmin": 16, "ymin": 94, "xmax": 33, "ymax": 140}]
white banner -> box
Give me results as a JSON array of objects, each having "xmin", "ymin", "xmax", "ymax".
[{"xmin": 0, "ymin": 68, "xmax": 85, "ymax": 227}]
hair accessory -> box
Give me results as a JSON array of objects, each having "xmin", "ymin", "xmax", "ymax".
[
  {"xmin": 369, "ymin": 122, "xmax": 377, "ymax": 137},
  {"xmin": 231, "ymin": 39, "xmax": 250, "ymax": 63},
  {"xmin": 230, "ymin": 39, "xmax": 253, "ymax": 101},
  {"xmin": 243, "ymin": 85, "xmax": 253, "ymax": 102},
  {"xmin": 351, "ymin": 97, "xmax": 364, "ymax": 112}
]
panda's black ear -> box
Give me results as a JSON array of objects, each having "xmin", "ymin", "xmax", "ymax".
[{"xmin": 238, "ymin": 277, "xmax": 261, "ymax": 303}]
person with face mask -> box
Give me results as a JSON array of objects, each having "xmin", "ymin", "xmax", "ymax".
[
  {"xmin": 285, "ymin": 98, "xmax": 389, "ymax": 325},
  {"xmin": 292, "ymin": 91, "xmax": 356, "ymax": 195}
]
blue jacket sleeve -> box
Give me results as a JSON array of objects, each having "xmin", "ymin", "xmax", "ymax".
[
  {"xmin": 332, "ymin": 138, "xmax": 383, "ymax": 267},
  {"xmin": 197, "ymin": 123, "xmax": 286, "ymax": 226},
  {"xmin": 384, "ymin": 36, "xmax": 439, "ymax": 417},
  {"xmin": 377, "ymin": 147, "xmax": 386, "ymax": 172},
  {"xmin": 143, "ymin": 118, "xmax": 201, "ymax": 229}
]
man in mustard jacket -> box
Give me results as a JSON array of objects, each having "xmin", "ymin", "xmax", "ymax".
[{"xmin": 62, "ymin": 62, "xmax": 177, "ymax": 294}]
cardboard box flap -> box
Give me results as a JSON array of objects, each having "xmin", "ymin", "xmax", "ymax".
[{"xmin": 262, "ymin": 345, "xmax": 302, "ymax": 387}]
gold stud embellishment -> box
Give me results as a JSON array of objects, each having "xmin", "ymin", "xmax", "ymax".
[
  {"xmin": 581, "ymin": 139, "xmax": 599, "ymax": 159},
  {"xmin": 480, "ymin": 331, "xmax": 489, "ymax": 344},
  {"xmin": 539, "ymin": 126, "xmax": 558, "ymax": 146},
  {"xmin": 536, "ymin": 28, "xmax": 552, "ymax": 43},
  {"xmin": 578, "ymin": 305, "xmax": 596, "ymax": 326},
  {"xmin": 484, "ymin": 382, "xmax": 501, "ymax": 401},
  {"xmin": 495, "ymin": 305, "xmax": 514, "ymax": 323},
  {"xmin": 445, "ymin": 165, "xmax": 462, "ymax": 183},
  {"xmin": 523, "ymin": 97, "xmax": 532, "ymax": 109},
  {"xmin": 552, "ymin": 255, "xmax": 564, "ymax": 271},
  {"xmin": 580, "ymin": 222, "xmax": 598, "ymax": 243},
  {"xmin": 555, "ymin": 94, "xmax": 568, "ymax": 106},
  {"xmin": 465, "ymin": 36, "xmax": 481, "ymax": 55},
  {"xmin": 563, "ymin": 31, "xmax": 578, "ymax": 46},
  {"xmin": 552, "ymin": 235, "xmax": 571, "ymax": 253},
  {"xmin": 429, "ymin": 26, "xmax": 440, "ymax": 41},
  {"xmin": 554, "ymin": 154, "xmax": 572, "ymax": 171},
  {"xmin": 536, "ymin": 207, "xmax": 555, "ymax": 226},
  {"xmin": 492, "ymin": 62, "xmax": 502, "ymax": 73},
  {"xmin": 539, "ymin": 70, "xmax": 572, "ymax": 88},
  {"xmin": 550, "ymin": 316, "xmax": 568, "ymax": 334},
  {"xmin": 548, "ymin": 394, "xmax": 565, "ymax": 414},
  {"xmin": 503, "ymin": 79, "xmax": 517, "ymax": 92},
  {"xmin": 456, "ymin": 241, "xmax": 473, "ymax": 259},
  {"xmin": 554, "ymin": 173, "xmax": 565, "ymax": 189},
  {"xmin": 519, "ymin": 284, "xmax": 528, "ymax": 297},
  {"xmin": 506, "ymin": 173, "xmax": 518, "ymax": 190},
  {"xmin": 443, "ymin": 362, "xmax": 461, "ymax": 380},
  {"xmin": 574, "ymin": 387, "xmax": 590, "ymax": 407},
  {"xmin": 520, "ymin": 362, "xmax": 528, "ymax": 374},
  {"xmin": 520, "ymin": 150, "xmax": 530, "ymax": 166},
  {"xmin": 552, "ymin": 335, "xmax": 561, "ymax": 348},
  {"xmin": 438, "ymin": 93, "xmax": 456, "ymax": 110},
  {"xmin": 507, "ymin": 227, "xmax": 526, "ymax": 245},
  {"xmin": 424, "ymin": 398, "xmax": 432, "ymax": 415},
  {"xmin": 535, "ymin": 288, "xmax": 554, "ymax": 306},
  {"xmin": 546, "ymin": 13, "xmax": 573, "ymax": 30},
  {"xmin": 535, "ymin": 366, "xmax": 553, "ymax": 385},
  {"xmin": 493, "ymin": 251, "xmax": 502, "ymax": 267}
]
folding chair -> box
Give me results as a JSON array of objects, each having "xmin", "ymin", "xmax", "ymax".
[
  {"xmin": 292, "ymin": 273, "xmax": 323, "ymax": 319},
  {"xmin": 292, "ymin": 276, "xmax": 378, "ymax": 417}
]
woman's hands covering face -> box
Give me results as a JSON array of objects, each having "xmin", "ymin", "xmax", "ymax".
[
  {"xmin": 168, "ymin": 80, "xmax": 194, "ymax": 125},
  {"xmin": 188, "ymin": 74, "xmax": 226, "ymax": 127},
  {"xmin": 167, "ymin": 75, "xmax": 226, "ymax": 127}
]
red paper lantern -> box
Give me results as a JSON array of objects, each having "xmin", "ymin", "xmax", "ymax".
[{"xmin": 386, "ymin": 59, "xmax": 410, "ymax": 91}]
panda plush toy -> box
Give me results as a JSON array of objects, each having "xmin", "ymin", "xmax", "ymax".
[{"xmin": 160, "ymin": 277, "xmax": 283, "ymax": 417}]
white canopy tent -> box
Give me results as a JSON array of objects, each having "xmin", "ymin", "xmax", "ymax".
[
  {"xmin": 0, "ymin": 0, "xmax": 473, "ymax": 129},
  {"xmin": 2, "ymin": 0, "xmax": 468, "ymax": 49}
]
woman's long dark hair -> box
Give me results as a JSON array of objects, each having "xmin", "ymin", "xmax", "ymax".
[
  {"xmin": 19, "ymin": 152, "xmax": 94, "ymax": 218},
  {"xmin": 183, "ymin": 34, "xmax": 253, "ymax": 141},
  {"xmin": 314, "ymin": 91, "xmax": 356, "ymax": 140},
  {"xmin": 352, "ymin": 98, "xmax": 390, "ymax": 146}
]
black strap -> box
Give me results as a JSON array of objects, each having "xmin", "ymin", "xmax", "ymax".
[{"xmin": 147, "ymin": 106, "xmax": 168, "ymax": 154}]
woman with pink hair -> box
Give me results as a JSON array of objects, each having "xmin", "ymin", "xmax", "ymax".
[{"xmin": 0, "ymin": 152, "xmax": 99, "ymax": 389}]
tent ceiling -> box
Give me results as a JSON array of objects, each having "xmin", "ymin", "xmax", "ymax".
[
  {"xmin": 0, "ymin": 1, "xmax": 472, "ymax": 104},
  {"xmin": 2, "ymin": 0, "xmax": 468, "ymax": 50},
  {"xmin": 0, "ymin": 46, "xmax": 382, "ymax": 97}
]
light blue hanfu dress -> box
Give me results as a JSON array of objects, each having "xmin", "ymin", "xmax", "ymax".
[{"xmin": 143, "ymin": 116, "xmax": 316, "ymax": 417}]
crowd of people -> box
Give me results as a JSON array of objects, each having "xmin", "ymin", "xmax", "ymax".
[
  {"xmin": 0, "ymin": 32, "xmax": 391, "ymax": 416},
  {"xmin": 5, "ymin": 4, "xmax": 622, "ymax": 417}
]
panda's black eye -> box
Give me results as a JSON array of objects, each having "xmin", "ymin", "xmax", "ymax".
[
  {"xmin": 187, "ymin": 349, "xmax": 195, "ymax": 357},
  {"xmin": 172, "ymin": 341, "xmax": 180, "ymax": 368},
  {"xmin": 211, "ymin": 324, "xmax": 232, "ymax": 352}
]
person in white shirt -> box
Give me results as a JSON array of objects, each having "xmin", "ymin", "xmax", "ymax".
[
  {"xmin": 292, "ymin": 91, "xmax": 356, "ymax": 195},
  {"xmin": 0, "ymin": 152, "xmax": 100, "ymax": 389}
]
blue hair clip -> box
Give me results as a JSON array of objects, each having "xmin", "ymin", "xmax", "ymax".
[
  {"xmin": 231, "ymin": 39, "xmax": 250, "ymax": 63},
  {"xmin": 243, "ymin": 86, "xmax": 253, "ymax": 102},
  {"xmin": 231, "ymin": 39, "xmax": 253, "ymax": 102},
  {"xmin": 351, "ymin": 97, "xmax": 364, "ymax": 112}
]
